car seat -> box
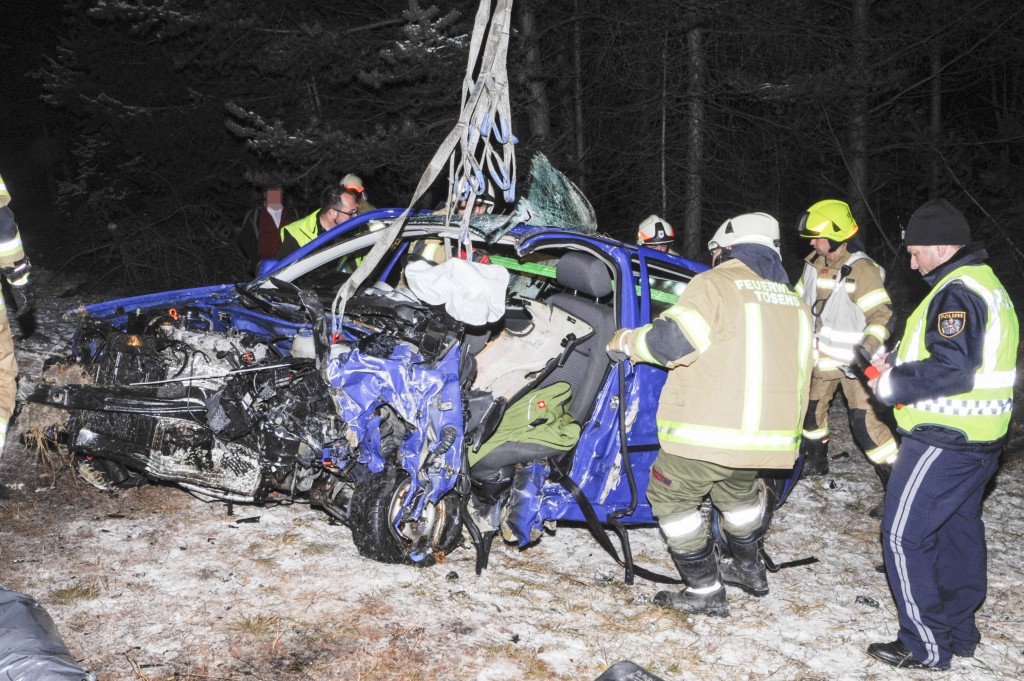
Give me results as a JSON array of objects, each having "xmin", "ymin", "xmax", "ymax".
[
  {"xmin": 537, "ymin": 251, "xmax": 616, "ymax": 422},
  {"xmin": 470, "ymin": 251, "xmax": 615, "ymax": 475}
]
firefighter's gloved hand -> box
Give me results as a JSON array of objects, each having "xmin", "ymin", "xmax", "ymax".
[
  {"xmin": 846, "ymin": 344, "xmax": 879, "ymax": 380},
  {"xmin": 606, "ymin": 328, "xmax": 632, "ymax": 364}
]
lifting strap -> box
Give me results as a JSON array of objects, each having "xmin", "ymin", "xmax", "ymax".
[
  {"xmin": 330, "ymin": 0, "xmax": 517, "ymax": 344},
  {"xmin": 548, "ymin": 457, "xmax": 682, "ymax": 586}
]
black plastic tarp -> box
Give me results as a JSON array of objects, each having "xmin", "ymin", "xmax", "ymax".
[{"xmin": 0, "ymin": 586, "xmax": 94, "ymax": 680}]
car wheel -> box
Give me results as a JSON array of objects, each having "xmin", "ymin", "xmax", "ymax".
[{"xmin": 348, "ymin": 468, "xmax": 463, "ymax": 566}]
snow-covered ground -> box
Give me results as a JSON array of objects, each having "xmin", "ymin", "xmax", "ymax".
[{"xmin": 1, "ymin": 269, "xmax": 1022, "ymax": 680}]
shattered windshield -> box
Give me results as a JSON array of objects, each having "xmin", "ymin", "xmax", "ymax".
[{"xmin": 510, "ymin": 153, "xmax": 597, "ymax": 234}]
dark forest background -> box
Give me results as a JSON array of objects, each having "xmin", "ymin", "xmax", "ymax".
[{"xmin": 2, "ymin": 0, "xmax": 1023, "ymax": 305}]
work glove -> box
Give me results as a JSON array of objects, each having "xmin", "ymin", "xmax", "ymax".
[
  {"xmin": 842, "ymin": 346, "xmax": 867, "ymax": 380},
  {"xmin": 606, "ymin": 328, "xmax": 633, "ymax": 364},
  {"xmin": 846, "ymin": 344, "xmax": 880, "ymax": 381}
]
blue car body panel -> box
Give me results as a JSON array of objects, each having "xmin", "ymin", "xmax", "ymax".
[{"xmin": 326, "ymin": 343, "xmax": 463, "ymax": 508}]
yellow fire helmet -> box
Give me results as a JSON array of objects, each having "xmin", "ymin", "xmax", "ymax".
[{"xmin": 798, "ymin": 199, "xmax": 859, "ymax": 242}]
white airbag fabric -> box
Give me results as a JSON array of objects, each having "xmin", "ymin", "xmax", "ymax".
[{"xmin": 406, "ymin": 257, "xmax": 510, "ymax": 325}]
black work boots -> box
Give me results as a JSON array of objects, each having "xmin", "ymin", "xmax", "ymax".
[
  {"xmin": 800, "ymin": 438, "xmax": 829, "ymax": 477},
  {"xmin": 654, "ymin": 540, "xmax": 730, "ymax": 617},
  {"xmin": 869, "ymin": 462, "xmax": 893, "ymax": 519},
  {"xmin": 718, "ymin": 530, "xmax": 769, "ymax": 597}
]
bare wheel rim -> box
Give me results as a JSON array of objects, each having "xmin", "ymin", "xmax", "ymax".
[{"xmin": 387, "ymin": 478, "xmax": 447, "ymax": 558}]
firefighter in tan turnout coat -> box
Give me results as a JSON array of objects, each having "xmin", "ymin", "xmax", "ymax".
[
  {"xmin": 608, "ymin": 212, "xmax": 813, "ymax": 616},
  {"xmin": 0, "ymin": 173, "xmax": 32, "ymax": 455},
  {"xmin": 794, "ymin": 200, "xmax": 897, "ymax": 515}
]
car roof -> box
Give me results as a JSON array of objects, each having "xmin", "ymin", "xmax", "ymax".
[{"xmin": 263, "ymin": 208, "xmax": 708, "ymax": 282}]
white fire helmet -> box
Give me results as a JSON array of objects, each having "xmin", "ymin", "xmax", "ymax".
[
  {"xmin": 707, "ymin": 212, "xmax": 781, "ymax": 255},
  {"xmin": 637, "ymin": 214, "xmax": 675, "ymax": 246}
]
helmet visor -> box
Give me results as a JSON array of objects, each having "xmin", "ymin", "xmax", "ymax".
[
  {"xmin": 798, "ymin": 211, "xmax": 830, "ymax": 238},
  {"xmin": 798, "ymin": 209, "xmax": 859, "ymax": 241}
]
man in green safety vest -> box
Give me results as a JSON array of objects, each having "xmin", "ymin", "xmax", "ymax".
[
  {"xmin": 278, "ymin": 186, "xmax": 359, "ymax": 259},
  {"xmin": 865, "ymin": 198, "xmax": 1019, "ymax": 671}
]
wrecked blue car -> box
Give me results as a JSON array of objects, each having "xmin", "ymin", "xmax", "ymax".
[{"xmin": 20, "ymin": 208, "xmax": 798, "ymax": 578}]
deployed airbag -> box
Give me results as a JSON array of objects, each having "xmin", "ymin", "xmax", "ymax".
[{"xmin": 405, "ymin": 257, "xmax": 509, "ymax": 325}]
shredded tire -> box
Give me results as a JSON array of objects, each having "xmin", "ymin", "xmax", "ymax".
[{"xmin": 348, "ymin": 468, "xmax": 462, "ymax": 566}]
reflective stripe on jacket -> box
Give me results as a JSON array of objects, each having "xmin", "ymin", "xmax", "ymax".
[
  {"xmin": 796, "ymin": 250, "xmax": 891, "ymax": 374},
  {"xmin": 0, "ymin": 174, "xmax": 25, "ymax": 269},
  {"xmin": 622, "ymin": 258, "xmax": 814, "ymax": 469},
  {"xmin": 895, "ymin": 265, "xmax": 1018, "ymax": 442}
]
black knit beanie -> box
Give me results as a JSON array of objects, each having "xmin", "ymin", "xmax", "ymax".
[{"xmin": 903, "ymin": 198, "xmax": 971, "ymax": 246}]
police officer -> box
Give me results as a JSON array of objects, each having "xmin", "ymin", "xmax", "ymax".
[
  {"xmin": 608, "ymin": 213, "xmax": 813, "ymax": 616},
  {"xmin": 0, "ymin": 174, "xmax": 32, "ymax": 458},
  {"xmin": 865, "ymin": 198, "xmax": 1019, "ymax": 670},
  {"xmin": 794, "ymin": 199, "xmax": 898, "ymax": 515},
  {"xmin": 637, "ymin": 214, "xmax": 677, "ymax": 254}
]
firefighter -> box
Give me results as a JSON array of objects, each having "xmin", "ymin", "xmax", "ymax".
[
  {"xmin": 278, "ymin": 186, "xmax": 359, "ymax": 259},
  {"xmin": 608, "ymin": 212, "xmax": 813, "ymax": 616},
  {"xmin": 794, "ymin": 199, "xmax": 898, "ymax": 515},
  {"xmin": 339, "ymin": 173, "xmax": 376, "ymax": 213},
  {"xmin": 636, "ymin": 214, "xmax": 676, "ymax": 253},
  {"xmin": 0, "ymin": 174, "xmax": 32, "ymax": 459},
  {"xmin": 865, "ymin": 199, "xmax": 1018, "ymax": 670}
]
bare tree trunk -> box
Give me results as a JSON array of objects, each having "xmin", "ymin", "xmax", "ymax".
[
  {"xmin": 572, "ymin": 0, "xmax": 586, "ymax": 192},
  {"xmin": 660, "ymin": 34, "xmax": 668, "ymax": 216},
  {"xmin": 927, "ymin": 22, "xmax": 943, "ymax": 198},
  {"xmin": 682, "ymin": 20, "xmax": 705, "ymax": 261},
  {"xmin": 518, "ymin": 0, "xmax": 552, "ymax": 147},
  {"xmin": 847, "ymin": 0, "xmax": 870, "ymax": 229}
]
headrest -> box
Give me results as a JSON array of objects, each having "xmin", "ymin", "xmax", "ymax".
[{"xmin": 555, "ymin": 252, "xmax": 613, "ymax": 299}]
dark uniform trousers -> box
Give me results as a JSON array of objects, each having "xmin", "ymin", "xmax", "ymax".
[{"xmin": 881, "ymin": 435, "xmax": 999, "ymax": 667}]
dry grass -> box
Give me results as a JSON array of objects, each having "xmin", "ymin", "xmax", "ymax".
[
  {"xmin": 133, "ymin": 486, "xmax": 195, "ymax": 516},
  {"xmin": 50, "ymin": 582, "xmax": 102, "ymax": 605},
  {"xmin": 355, "ymin": 591, "xmax": 394, "ymax": 618},
  {"xmin": 230, "ymin": 613, "xmax": 284, "ymax": 638},
  {"xmin": 194, "ymin": 566, "xmax": 219, "ymax": 581},
  {"xmin": 299, "ymin": 541, "xmax": 334, "ymax": 556},
  {"xmin": 279, "ymin": 530, "xmax": 301, "ymax": 546},
  {"xmin": 26, "ymin": 443, "xmax": 71, "ymax": 489},
  {"xmin": 481, "ymin": 642, "xmax": 551, "ymax": 679},
  {"xmin": 19, "ymin": 425, "xmax": 64, "ymax": 457},
  {"xmin": 0, "ymin": 500, "xmax": 25, "ymax": 522}
]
